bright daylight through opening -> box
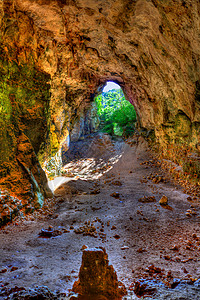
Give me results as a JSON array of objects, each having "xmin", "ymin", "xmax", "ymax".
[
  {"xmin": 95, "ymin": 81, "xmax": 137, "ymax": 137},
  {"xmin": 103, "ymin": 81, "xmax": 121, "ymax": 92},
  {"xmin": 48, "ymin": 82, "xmax": 137, "ymax": 192}
]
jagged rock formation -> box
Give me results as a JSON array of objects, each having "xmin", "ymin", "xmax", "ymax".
[
  {"xmin": 72, "ymin": 247, "xmax": 127, "ymax": 299},
  {"xmin": 0, "ymin": 0, "xmax": 200, "ymax": 221},
  {"xmin": 70, "ymin": 102, "xmax": 100, "ymax": 142}
]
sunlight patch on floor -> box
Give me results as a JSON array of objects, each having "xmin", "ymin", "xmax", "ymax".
[
  {"xmin": 48, "ymin": 176, "xmax": 71, "ymax": 192},
  {"xmin": 62, "ymin": 152, "xmax": 123, "ymax": 180},
  {"xmin": 48, "ymin": 152, "xmax": 123, "ymax": 192}
]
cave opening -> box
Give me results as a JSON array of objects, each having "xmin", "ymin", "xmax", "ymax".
[
  {"xmin": 48, "ymin": 81, "xmax": 137, "ymax": 192},
  {"xmin": 95, "ymin": 81, "xmax": 137, "ymax": 138},
  {"xmin": 1, "ymin": 2, "xmax": 200, "ymax": 297}
]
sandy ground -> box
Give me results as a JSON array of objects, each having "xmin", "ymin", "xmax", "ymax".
[{"xmin": 0, "ymin": 134, "xmax": 200, "ymax": 299}]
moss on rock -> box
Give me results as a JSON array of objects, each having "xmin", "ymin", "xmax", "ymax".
[{"xmin": 0, "ymin": 46, "xmax": 52, "ymax": 223}]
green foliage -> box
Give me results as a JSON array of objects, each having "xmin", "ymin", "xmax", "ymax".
[{"xmin": 95, "ymin": 89, "xmax": 136, "ymax": 137}]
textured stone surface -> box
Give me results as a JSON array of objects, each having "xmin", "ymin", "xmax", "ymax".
[
  {"xmin": 73, "ymin": 247, "xmax": 127, "ymax": 299},
  {"xmin": 70, "ymin": 102, "xmax": 100, "ymax": 142},
  {"xmin": 0, "ymin": 285, "xmax": 58, "ymax": 299},
  {"xmin": 0, "ymin": 0, "xmax": 200, "ymax": 218}
]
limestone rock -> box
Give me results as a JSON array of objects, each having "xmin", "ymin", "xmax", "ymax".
[
  {"xmin": 159, "ymin": 195, "xmax": 168, "ymax": 206},
  {"xmin": 0, "ymin": 0, "xmax": 200, "ymax": 221},
  {"xmin": 0, "ymin": 286, "xmax": 57, "ymax": 299},
  {"xmin": 73, "ymin": 247, "xmax": 127, "ymax": 299}
]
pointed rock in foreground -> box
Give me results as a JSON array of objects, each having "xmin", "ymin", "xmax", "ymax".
[{"xmin": 72, "ymin": 247, "xmax": 127, "ymax": 300}]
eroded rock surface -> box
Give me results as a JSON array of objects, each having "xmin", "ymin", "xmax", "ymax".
[
  {"xmin": 0, "ymin": 0, "xmax": 200, "ymax": 218},
  {"xmin": 72, "ymin": 247, "xmax": 127, "ymax": 299},
  {"xmin": 0, "ymin": 286, "xmax": 58, "ymax": 299}
]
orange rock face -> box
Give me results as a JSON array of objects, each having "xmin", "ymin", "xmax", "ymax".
[
  {"xmin": 72, "ymin": 247, "xmax": 127, "ymax": 299},
  {"xmin": 0, "ymin": 0, "xmax": 200, "ymax": 222}
]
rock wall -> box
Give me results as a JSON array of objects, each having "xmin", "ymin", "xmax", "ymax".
[
  {"xmin": 0, "ymin": 0, "xmax": 200, "ymax": 219},
  {"xmin": 0, "ymin": 1, "xmax": 53, "ymax": 222},
  {"xmin": 70, "ymin": 102, "xmax": 100, "ymax": 142}
]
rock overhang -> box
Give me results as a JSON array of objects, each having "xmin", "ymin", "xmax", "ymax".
[{"xmin": 0, "ymin": 0, "xmax": 199, "ymax": 223}]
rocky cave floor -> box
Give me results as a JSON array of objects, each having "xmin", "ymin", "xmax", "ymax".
[{"xmin": 0, "ymin": 133, "xmax": 200, "ymax": 299}]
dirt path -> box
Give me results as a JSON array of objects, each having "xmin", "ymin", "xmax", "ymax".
[{"xmin": 0, "ymin": 135, "xmax": 200, "ymax": 299}]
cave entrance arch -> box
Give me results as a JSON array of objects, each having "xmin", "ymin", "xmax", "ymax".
[
  {"xmin": 95, "ymin": 81, "xmax": 137, "ymax": 138},
  {"xmin": 49, "ymin": 81, "xmax": 138, "ymax": 192}
]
